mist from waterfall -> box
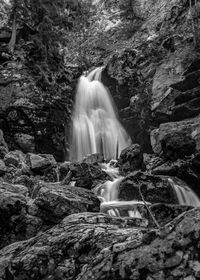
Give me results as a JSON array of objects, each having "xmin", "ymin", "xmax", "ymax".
[{"xmin": 70, "ymin": 67, "xmax": 131, "ymax": 162}]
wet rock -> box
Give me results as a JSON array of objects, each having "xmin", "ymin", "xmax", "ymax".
[
  {"xmin": 149, "ymin": 203, "xmax": 193, "ymax": 227},
  {"xmin": 118, "ymin": 144, "xmax": 144, "ymax": 173},
  {"xmin": 143, "ymin": 153, "xmax": 165, "ymax": 171},
  {"xmin": 82, "ymin": 153, "xmax": 104, "ymax": 164},
  {"xmin": 27, "ymin": 153, "xmax": 57, "ymax": 173},
  {"xmin": 69, "ymin": 162, "xmax": 111, "ymax": 189},
  {"xmin": 4, "ymin": 150, "xmax": 25, "ymax": 167},
  {"xmin": 151, "ymin": 115, "xmax": 200, "ymax": 157},
  {"xmin": 1, "ymin": 209, "xmax": 200, "ymax": 279},
  {"xmin": 15, "ymin": 133, "xmax": 35, "ymax": 153},
  {"xmin": 29, "ymin": 182, "xmax": 100, "ymax": 223},
  {"xmin": 118, "ymin": 171, "xmax": 178, "ymax": 204},
  {"xmin": 58, "ymin": 161, "xmax": 70, "ymax": 181}
]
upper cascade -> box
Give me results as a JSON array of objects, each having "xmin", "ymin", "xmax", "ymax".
[{"xmin": 70, "ymin": 67, "xmax": 131, "ymax": 161}]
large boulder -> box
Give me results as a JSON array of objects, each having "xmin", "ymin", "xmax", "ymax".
[
  {"xmin": 1, "ymin": 209, "xmax": 200, "ymax": 279},
  {"xmin": 151, "ymin": 115, "xmax": 200, "ymax": 158},
  {"xmin": 28, "ymin": 182, "xmax": 100, "ymax": 223},
  {"xmin": 118, "ymin": 171, "xmax": 178, "ymax": 204}
]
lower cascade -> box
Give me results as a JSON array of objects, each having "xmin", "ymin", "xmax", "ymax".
[
  {"xmin": 70, "ymin": 67, "xmax": 131, "ymax": 162},
  {"xmin": 94, "ymin": 162, "xmax": 200, "ymax": 219}
]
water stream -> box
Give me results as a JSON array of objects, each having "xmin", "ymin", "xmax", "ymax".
[
  {"xmin": 70, "ymin": 67, "xmax": 200, "ymax": 219},
  {"xmin": 70, "ymin": 67, "xmax": 131, "ymax": 162}
]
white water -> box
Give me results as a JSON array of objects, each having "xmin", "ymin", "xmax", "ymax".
[
  {"xmin": 94, "ymin": 164, "xmax": 200, "ymax": 218},
  {"xmin": 168, "ymin": 177, "xmax": 200, "ymax": 207},
  {"xmin": 70, "ymin": 67, "xmax": 131, "ymax": 162},
  {"xmin": 69, "ymin": 66, "xmax": 200, "ymax": 220},
  {"xmin": 93, "ymin": 163, "xmax": 145, "ymax": 218}
]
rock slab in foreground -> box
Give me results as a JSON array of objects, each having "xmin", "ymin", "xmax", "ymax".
[{"xmin": 1, "ymin": 209, "xmax": 200, "ymax": 279}]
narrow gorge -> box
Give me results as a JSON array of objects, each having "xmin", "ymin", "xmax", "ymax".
[{"xmin": 1, "ymin": 0, "xmax": 200, "ymax": 279}]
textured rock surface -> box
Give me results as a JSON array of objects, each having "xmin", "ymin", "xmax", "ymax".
[
  {"xmin": 0, "ymin": 178, "xmax": 100, "ymax": 249},
  {"xmin": 118, "ymin": 144, "xmax": 144, "ymax": 173},
  {"xmin": 118, "ymin": 171, "xmax": 178, "ymax": 204},
  {"xmin": 30, "ymin": 182, "xmax": 100, "ymax": 223},
  {"xmin": 151, "ymin": 115, "xmax": 200, "ymax": 156},
  {"xmin": 1, "ymin": 209, "xmax": 200, "ymax": 279},
  {"xmin": 69, "ymin": 162, "xmax": 111, "ymax": 189}
]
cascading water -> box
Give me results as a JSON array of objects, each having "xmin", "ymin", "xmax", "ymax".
[
  {"xmin": 70, "ymin": 67, "xmax": 131, "ymax": 162},
  {"xmin": 94, "ymin": 163, "xmax": 200, "ymax": 218},
  {"xmin": 167, "ymin": 177, "xmax": 200, "ymax": 207},
  {"xmin": 70, "ymin": 67, "xmax": 200, "ymax": 220},
  {"xmin": 94, "ymin": 163, "xmax": 145, "ymax": 218}
]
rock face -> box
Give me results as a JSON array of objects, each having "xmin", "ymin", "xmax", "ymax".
[
  {"xmin": 30, "ymin": 182, "xmax": 100, "ymax": 223},
  {"xmin": 1, "ymin": 209, "xmax": 200, "ymax": 280},
  {"xmin": 118, "ymin": 144, "xmax": 144, "ymax": 173},
  {"xmin": 0, "ymin": 178, "xmax": 100, "ymax": 249},
  {"xmin": 151, "ymin": 115, "xmax": 200, "ymax": 157}
]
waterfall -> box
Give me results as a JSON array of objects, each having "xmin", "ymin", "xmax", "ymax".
[
  {"xmin": 70, "ymin": 67, "xmax": 131, "ymax": 161},
  {"xmin": 93, "ymin": 163, "xmax": 145, "ymax": 218},
  {"xmin": 167, "ymin": 177, "xmax": 200, "ymax": 207},
  {"xmin": 94, "ymin": 164, "xmax": 200, "ymax": 219}
]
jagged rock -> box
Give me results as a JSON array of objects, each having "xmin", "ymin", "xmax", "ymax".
[
  {"xmin": 69, "ymin": 162, "xmax": 111, "ymax": 189},
  {"xmin": 0, "ymin": 159, "xmax": 6, "ymax": 175},
  {"xmin": 118, "ymin": 144, "xmax": 144, "ymax": 173},
  {"xmin": 58, "ymin": 161, "xmax": 70, "ymax": 181},
  {"xmin": 28, "ymin": 182, "xmax": 100, "ymax": 223},
  {"xmin": 151, "ymin": 47, "xmax": 200, "ymax": 123},
  {"xmin": 118, "ymin": 171, "xmax": 178, "ymax": 204},
  {"xmin": 14, "ymin": 133, "xmax": 35, "ymax": 153},
  {"xmin": 143, "ymin": 153, "xmax": 165, "ymax": 171},
  {"xmin": 4, "ymin": 150, "xmax": 25, "ymax": 167},
  {"xmin": 27, "ymin": 153, "xmax": 57, "ymax": 173},
  {"xmin": 1, "ymin": 209, "xmax": 200, "ymax": 279},
  {"xmin": 151, "ymin": 115, "xmax": 200, "ymax": 157}
]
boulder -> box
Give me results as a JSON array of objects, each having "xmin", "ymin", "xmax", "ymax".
[
  {"xmin": 4, "ymin": 150, "xmax": 25, "ymax": 167},
  {"xmin": 118, "ymin": 171, "xmax": 178, "ymax": 204},
  {"xmin": 28, "ymin": 182, "xmax": 100, "ymax": 223},
  {"xmin": 1, "ymin": 209, "xmax": 200, "ymax": 279},
  {"xmin": 15, "ymin": 133, "xmax": 35, "ymax": 153},
  {"xmin": 118, "ymin": 144, "xmax": 144, "ymax": 173},
  {"xmin": 151, "ymin": 115, "xmax": 200, "ymax": 158},
  {"xmin": 27, "ymin": 153, "xmax": 57, "ymax": 173},
  {"xmin": 58, "ymin": 161, "xmax": 70, "ymax": 181},
  {"xmin": 69, "ymin": 162, "xmax": 111, "ymax": 189}
]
